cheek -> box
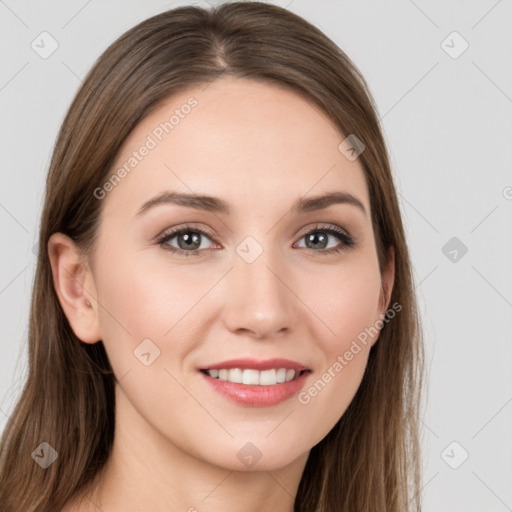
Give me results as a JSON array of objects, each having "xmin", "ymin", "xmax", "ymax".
[
  {"xmin": 93, "ymin": 249, "xmax": 215, "ymax": 374},
  {"xmin": 92, "ymin": 256, "xmax": 205, "ymax": 436},
  {"xmin": 293, "ymin": 258, "xmax": 382, "ymax": 444},
  {"xmin": 303, "ymin": 255, "xmax": 382, "ymax": 345}
]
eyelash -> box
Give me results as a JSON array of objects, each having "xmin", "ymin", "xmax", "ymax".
[{"xmin": 155, "ymin": 223, "xmax": 355, "ymax": 257}]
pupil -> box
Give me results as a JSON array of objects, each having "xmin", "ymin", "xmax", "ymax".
[
  {"xmin": 180, "ymin": 232, "xmax": 200, "ymax": 250},
  {"xmin": 307, "ymin": 232, "xmax": 327, "ymax": 249}
]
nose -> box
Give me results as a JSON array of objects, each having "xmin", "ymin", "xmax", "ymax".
[{"xmin": 221, "ymin": 246, "xmax": 297, "ymax": 339}]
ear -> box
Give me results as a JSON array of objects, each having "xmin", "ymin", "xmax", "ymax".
[
  {"xmin": 379, "ymin": 245, "xmax": 395, "ymax": 315},
  {"xmin": 48, "ymin": 232, "xmax": 101, "ymax": 344},
  {"xmin": 369, "ymin": 246, "xmax": 396, "ymax": 348}
]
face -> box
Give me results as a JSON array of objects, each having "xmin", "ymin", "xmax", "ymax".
[{"xmin": 51, "ymin": 77, "xmax": 394, "ymax": 472}]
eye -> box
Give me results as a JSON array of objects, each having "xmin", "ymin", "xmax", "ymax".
[
  {"xmin": 156, "ymin": 224, "xmax": 217, "ymax": 257},
  {"xmin": 155, "ymin": 223, "xmax": 355, "ymax": 257},
  {"xmin": 294, "ymin": 224, "xmax": 355, "ymax": 255}
]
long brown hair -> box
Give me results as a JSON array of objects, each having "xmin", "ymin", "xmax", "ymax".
[{"xmin": 0, "ymin": 2, "xmax": 424, "ymax": 510}]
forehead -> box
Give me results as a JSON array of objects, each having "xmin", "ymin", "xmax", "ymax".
[{"xmin": 102, "ymin": 77, "xmax": 370, "ymax": 217}]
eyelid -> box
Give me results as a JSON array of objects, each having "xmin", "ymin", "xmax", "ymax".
[
  {"xmin": 295, "ymin": 222, "xmax": 351, "ymax": 240},
  {"xmin": 155, "ymin": 223, "xmax": 219, "ymax": 248}
]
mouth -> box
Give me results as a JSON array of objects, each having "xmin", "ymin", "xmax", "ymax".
[
  {"xmin": 199, "ymin": 367, "xmax": 310, "ymax": 385},
  {"xmin": 197, "ymin": 357, "xmax": 312, "ymax": 406}
]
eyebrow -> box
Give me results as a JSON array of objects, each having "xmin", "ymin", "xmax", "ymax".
[{"xmin": 135, "ymin": 190, "xmax": 367, "ymax": 217}]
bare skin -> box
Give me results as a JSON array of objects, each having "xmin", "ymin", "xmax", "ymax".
[{"xmin": 53, "ymin": 77, "xmax": 394, "ymax": 512}]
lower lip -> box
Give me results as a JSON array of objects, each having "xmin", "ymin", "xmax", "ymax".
[{"xmin": 199, "ymin": 370, "xmax": 311, "ymax": 407}]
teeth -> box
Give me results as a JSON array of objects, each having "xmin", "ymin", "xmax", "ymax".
[
  {"xmin": 259, "ymin": 369, "xmax": 276, "ymax": 385},
  {"xmin": 276, "ymin": 368, "xmax": 287, "ymax": 383},
  {"xmin": 229, "ymin": 368, "xmax": 243, "ymax": 384},
  {"xmin": 242, "ymin": 369, "xmax": 260, "ymax": 385},
  {"xmin": 205, "ymin": 368, "xmax": 300, "ymax": 385},
  {"xmin": 285, "ymin": 369, "xmax": 295, "ymax": 382}
]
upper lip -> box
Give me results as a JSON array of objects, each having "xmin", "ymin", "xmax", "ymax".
[{"xmin": 200, "ymin": 358, "xmax": 310, "ymax": 372}]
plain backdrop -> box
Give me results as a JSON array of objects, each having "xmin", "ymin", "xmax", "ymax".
[{"xmin": 1, "ymin": 1, "xmax": 511, "ymax": 510}]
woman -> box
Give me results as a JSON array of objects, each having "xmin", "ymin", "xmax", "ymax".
[{"xmin": 0, "ymin": 2, "xmax": 424, "ymax": 511}]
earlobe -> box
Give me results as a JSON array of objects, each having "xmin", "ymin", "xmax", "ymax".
[{"xmin": 47, "ymin": 233, "xmax": 101, "ymax": 344}]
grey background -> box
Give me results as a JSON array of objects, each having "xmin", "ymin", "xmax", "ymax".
[{"xmin": 1, "ymin": 0, "xmax": 511, "ymax": 510}]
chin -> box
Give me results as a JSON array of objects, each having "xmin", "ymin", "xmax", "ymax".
[{"xmin": 194, "ymin": 435, "xmax": 311, "ymax": 473}]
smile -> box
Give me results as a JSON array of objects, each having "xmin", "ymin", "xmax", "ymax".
[
  {"xmin": 199, "ymin": 360, "xmax": 312, "ymax": 407},
  {"xmin": 201, "ymin": 368, "xmax": 305, "ymax": 385}
]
